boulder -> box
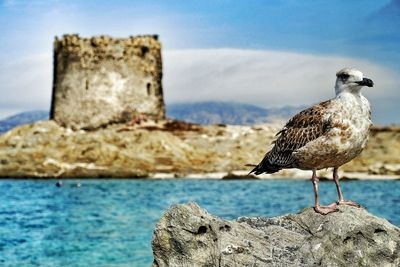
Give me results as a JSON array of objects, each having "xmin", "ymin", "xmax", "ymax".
[{"xmin": 151, "ymin": 203, "xmax": 400, "ymax": 267}]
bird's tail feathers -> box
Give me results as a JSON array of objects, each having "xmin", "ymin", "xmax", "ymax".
[{"xmin": 248, "ymin": 157, "xmax": 281, "ymax": 175}]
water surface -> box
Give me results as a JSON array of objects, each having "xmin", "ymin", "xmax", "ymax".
[{"xmin": 0, "ymin": 179, "xmax": 399, "ymax": 266}]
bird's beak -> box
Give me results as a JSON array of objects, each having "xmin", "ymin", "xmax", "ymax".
[{"xmin": 355, "ymin": 78, "xmax": 374, "ymax": 87}]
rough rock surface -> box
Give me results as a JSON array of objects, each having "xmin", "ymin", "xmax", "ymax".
[
  {"xmin": 51, "ymin": 34, "xmax": 165, "ymax": 130},
  {"xmin": 0, "ymin": 120, "xmax": 400, "ymax": 178},
  {"xmin": 0, "ymin": 120, "xmax": 278, "ymax": 178},
  {"xmin": 152, "ymin": 203, "xmax": 400, "ymax": 267}
]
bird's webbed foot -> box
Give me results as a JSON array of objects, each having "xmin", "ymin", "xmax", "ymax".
[
  {"xmin": 336, "ymin": 200, "xmax": 365, "ymax": 209},
  {"xmin": 314, "ymin": 202, "xmax": 338, "ymax": 215}
]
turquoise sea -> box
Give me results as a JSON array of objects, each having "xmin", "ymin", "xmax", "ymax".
[{"xmin": 0, "ymin": 179, "xmax": 399, "ymax": 266}]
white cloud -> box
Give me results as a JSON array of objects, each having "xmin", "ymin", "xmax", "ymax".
[
  {"xmin": 0, "ymin": 48, "xmax": 398, "ymax": 123},
  {"xmin": 0, "ymin": 53, "xmax": 52, "ymax": 112},
  {"xmin": 163, "ymin": 49, "xmax": 397, "ymax": 107}
]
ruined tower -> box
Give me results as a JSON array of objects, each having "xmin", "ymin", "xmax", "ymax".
[{"xmin": 50, "ymin": 34, "xmax": 165, "ymax": 130}]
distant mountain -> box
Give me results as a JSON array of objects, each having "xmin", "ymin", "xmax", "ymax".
[
  {"xmin": 0, "ymin": 111, "xmax": 49, "ymax": 133},
  {"xmin": 0, "ymin": 102, "xmax": 304, "ymax": 133},
  {"xmin": 167, "ymin": 101, "xmax": 304, "ymax": 125}
]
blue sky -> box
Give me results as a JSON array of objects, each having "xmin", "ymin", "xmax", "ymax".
[{"xmin": 0, "ymin": 0, "xmax": 399, "ymax": 123}]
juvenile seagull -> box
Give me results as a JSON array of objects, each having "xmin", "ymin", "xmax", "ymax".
[{"xmin": 250, "ymin": 68, "xmax": 374, "ymax": 215}]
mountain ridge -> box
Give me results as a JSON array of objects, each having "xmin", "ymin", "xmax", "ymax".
[
  {"xmin": 0, "ymin": 102, "xmax": 304, "ymax": 133},
  {"xmin": 167, "ymin": 101, "xmax": 304, "ymax": 125},
  {"xmin": 0, "ymin": 110, "xmax": 49, "ymax": 133}
]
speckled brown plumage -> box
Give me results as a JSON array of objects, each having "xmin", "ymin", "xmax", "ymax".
[{"xmin": 250, "ymin": 100, "xmax": 334, "ymax": 174}]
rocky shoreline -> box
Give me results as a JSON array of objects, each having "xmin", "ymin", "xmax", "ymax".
[
  {"xmin": 0, "ymin": 120, "xmax": 399, "ymax": 178},
  {"xmin": 150, "ymin": 170, "xmax": 400, "ymax": 180}
]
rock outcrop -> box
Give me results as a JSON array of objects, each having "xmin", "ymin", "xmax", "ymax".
[
  {"xmin": 152, "ymin": 203, "xmax": 400, "ymax": 267},
  {"xmin": 51, "ymin": 34, "xmax": 165, "ymax": 130},
  {"xmin": 0, "ymin": 120, "xmax": 279, "ymax": 178},
  {"xmin": 0, "ymin": 120, "xmax": 400, "ymax": 178}
]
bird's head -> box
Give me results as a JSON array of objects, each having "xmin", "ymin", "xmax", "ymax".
[{"xmin": 335, "ymin": 68, "xmax": 374, "ymax": 95}]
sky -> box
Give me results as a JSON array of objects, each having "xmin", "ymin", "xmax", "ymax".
[{"xmin": 0, "ymin": 0, "xmax": 399, "ymax": 124}]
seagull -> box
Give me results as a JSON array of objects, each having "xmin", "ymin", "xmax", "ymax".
[{"xmin": 250, "ymin": 68, "xmax": 374, "ymax": 215}]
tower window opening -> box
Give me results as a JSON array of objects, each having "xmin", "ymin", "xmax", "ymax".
[{"xmin": 147, "ymin": 83, "xmax": 151, "ymax": 95}]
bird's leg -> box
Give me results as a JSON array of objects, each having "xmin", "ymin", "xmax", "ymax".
[
  {"xmin": 312, "ymin": 169, "xmax": 338, "ymax": 215},
  {"xmin": 333, "ymin": 167, "xmax": 362, "ymax": 208}
]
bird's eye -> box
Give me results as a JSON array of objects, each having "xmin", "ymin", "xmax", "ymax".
[{"xmin": 340, "ymin": 73, "xmax": 350, "ymax": 79}]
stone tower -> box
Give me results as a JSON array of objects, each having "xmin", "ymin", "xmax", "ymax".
[{"xmin": 50, "ymin": 34, "xmax": 165, "ymax": 130}]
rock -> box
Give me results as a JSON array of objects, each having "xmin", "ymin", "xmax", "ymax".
[
  {"xmin": 221, "ymin": 171, "xmax": 258, "ymax": 180},
  {"xmin": 0, "ymin": 120, "xmax": 280, "ymax": 178},
  {"xmin": 1, "ymin": 120, "xmax": 400, "ymax": 178},
  {"xmin": 368, "ymin": 163, "xmax": 400, "ymax": 175},
  {"xmin": 151, "ymin": 203, "xmax": 400, "ymax": 267}
]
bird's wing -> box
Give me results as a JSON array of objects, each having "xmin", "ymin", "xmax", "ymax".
[
  {"xmin": 277, "ymin": 100, "xmax": 333, "ymax": 148},
  {"xmin": 251, "ymin": 100, "xmax": 333, "ymax": 173}
]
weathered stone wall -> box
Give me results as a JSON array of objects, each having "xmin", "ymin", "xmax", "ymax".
[{"xmin": 50, "ymin": 34, "xmax": 165, "ymax": 130}]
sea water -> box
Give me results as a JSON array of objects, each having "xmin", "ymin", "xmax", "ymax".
[{"xmin": 0, "ymin": 179, "xmax": 399, "ymax": 266}]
